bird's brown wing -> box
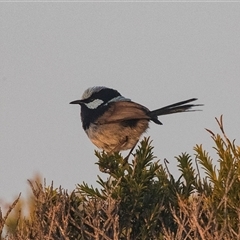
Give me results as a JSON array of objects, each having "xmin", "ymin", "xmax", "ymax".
[{"xmin": 95, "ymin": 101, "xmax": 151, "ymax": 125}]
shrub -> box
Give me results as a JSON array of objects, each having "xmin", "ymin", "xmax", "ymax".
[{"xmin": 1, "ymin": 116, "xmax": 240, "ymax": 240}]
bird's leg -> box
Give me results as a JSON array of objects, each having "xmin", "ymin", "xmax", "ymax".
[
  {"xmin": 123, "ymin": 142, "xmax": 138, "ymax": 164},
  {"xmin": 108, "ymin": 136, "xmax": 129, "ymax": 155},
  {"xmin": 108, "ymin": 137, "xmax": 137, "ymax": 164}
]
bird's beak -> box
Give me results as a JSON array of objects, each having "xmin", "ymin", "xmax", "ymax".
[{"xmin": 69, "ymin": 100, "xmax": 83, "ymax": 105}]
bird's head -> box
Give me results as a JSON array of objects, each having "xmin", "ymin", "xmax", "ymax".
[{"xmin": 70, "ymin": 86, "xmax": 130, "ymax": 110}]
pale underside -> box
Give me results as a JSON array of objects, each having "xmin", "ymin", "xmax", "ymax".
[{"xmin": 85, "ymin": 101, "xmax": 151, "ymax": 152}]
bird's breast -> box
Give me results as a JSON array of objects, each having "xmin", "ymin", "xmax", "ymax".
[{"xmin": 85, "ymin": 119, "xmax": 149, "ymax": 152}]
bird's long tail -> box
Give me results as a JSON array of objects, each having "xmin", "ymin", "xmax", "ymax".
[{"xmin": 149, "ymin": 98, "xmax": 202, "ymax": 124}]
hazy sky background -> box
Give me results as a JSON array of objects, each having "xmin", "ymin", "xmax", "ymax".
[{"xmin": 1, "ymin": 3, "xmax": 240, "ymax": 207}]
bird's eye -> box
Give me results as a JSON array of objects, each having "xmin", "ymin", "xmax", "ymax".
[{"xmin": 85, "ymin": 98, "xmax": 92, "ymax": 103}]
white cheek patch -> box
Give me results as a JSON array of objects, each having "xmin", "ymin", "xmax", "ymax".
[{"xmin": 85, "ymin": 99, "xmax": 104, "ymax": 109}]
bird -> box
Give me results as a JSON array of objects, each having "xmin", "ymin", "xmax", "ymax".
[{"xmin": 70, "ymin": 86, "xmax": 202, "ymax": 154}]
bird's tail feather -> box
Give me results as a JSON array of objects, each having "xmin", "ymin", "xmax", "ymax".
[{"xmin": 149, "ymin": 98, "xmax": 202, "ymax": 117}]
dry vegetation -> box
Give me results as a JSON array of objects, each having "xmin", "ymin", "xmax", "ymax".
[{"xmin": 1, "ymin": 116, "xmax": 240, "ymax": 240}]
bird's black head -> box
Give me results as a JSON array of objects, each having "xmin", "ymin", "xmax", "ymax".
[{"xmin": 70, "ymin": 86, "xmax": 130, "ymax": 130}]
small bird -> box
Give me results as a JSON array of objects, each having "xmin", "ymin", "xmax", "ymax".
[{"xmin": 70, "ymin": 86, "xmax": 202, "ymax": 154}]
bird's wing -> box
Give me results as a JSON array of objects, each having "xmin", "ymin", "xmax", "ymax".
[{"xmin": 95, "ymin": 101, "xmax": 151, "ymax": 125}]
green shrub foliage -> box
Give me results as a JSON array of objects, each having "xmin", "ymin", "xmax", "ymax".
[{"xmin": 1, "ymin": 116, "xmax": 240, "ymax": 239}]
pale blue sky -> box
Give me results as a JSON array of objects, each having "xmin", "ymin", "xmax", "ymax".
[{"xmin": 1, "ymin": 3, "xmax": 240, "ymax": 206}]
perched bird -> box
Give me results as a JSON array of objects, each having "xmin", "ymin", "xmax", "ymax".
[{"xmin": 70, "ymin": 86, "xmax": 202, "ymax": 154}]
